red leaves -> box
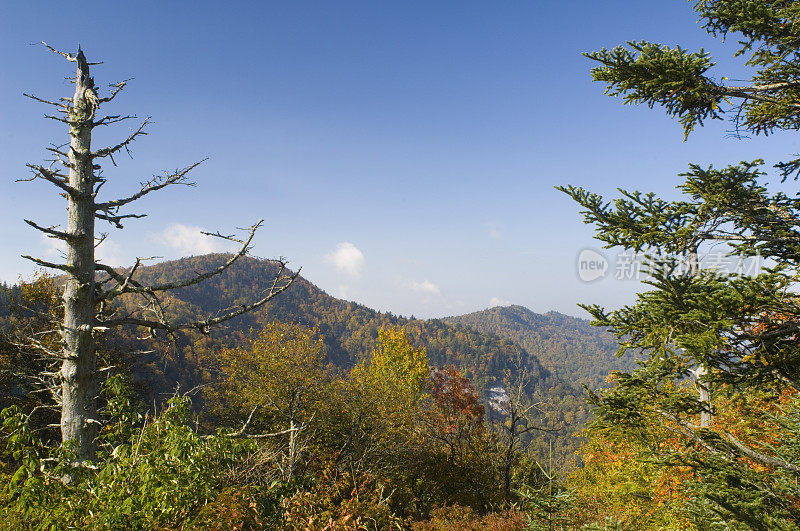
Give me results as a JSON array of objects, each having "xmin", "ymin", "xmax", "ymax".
[{"xmin": 431, "ymin": 366, "xmax": 484, "ymax": 421}]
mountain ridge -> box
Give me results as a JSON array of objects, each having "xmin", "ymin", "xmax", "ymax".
[
  {"xmin": 446, "ymin": 303, "xmax": 633, "ymax": 388},
  {"xmin": 2, "ymin": 253, "xmax": 627, "ymax": 464}
]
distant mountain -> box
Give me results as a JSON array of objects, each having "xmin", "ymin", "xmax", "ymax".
[
  {"xmin": 117, "ymin": 254, "xmax": 637, "ymax": 464},
  {"xmin": 118, "ymin": 254, "xmax": 548, "ymax": 387},
  {"xmin": 5, "ymin": 254, "xmax": 629, "ymax": 466},
  {"xmin": 446, "ymin": 305, "xmax": 634, "ymax": 389}
]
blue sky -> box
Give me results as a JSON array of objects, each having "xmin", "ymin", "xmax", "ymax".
[{"xmin": 1, "ymin": 1, "xmax": 797, "ymax": 318}]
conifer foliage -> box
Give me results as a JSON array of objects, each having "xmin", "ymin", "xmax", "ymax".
[{"xmin": 563, "ymin": 1, "xmax": 800, "ymax": 528}]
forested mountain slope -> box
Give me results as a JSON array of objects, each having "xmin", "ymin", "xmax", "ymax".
[
  {"xmin": 114, "ymin": 254, "xmax": 630, "ymax": 462},
  {"xmin": 3, "ymin": 254, "xmax": 628, "ymax": 464},
  {"xmin": 120, "ymin": 254, "xmax": 546, "ymax": 383},
  {"xmin": 447, "ymin": 305, "xmax": 634, "ymax": 389}
]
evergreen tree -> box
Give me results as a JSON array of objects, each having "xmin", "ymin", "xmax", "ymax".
[{"xmin": 563, "ymin": 1, "xmax": 800, "ymax": 528}]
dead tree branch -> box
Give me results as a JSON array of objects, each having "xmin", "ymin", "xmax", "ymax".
[
  {"xmin": 24, "ymin": 219, "xmax": 77, "ymax": 241},
  {"xmin": 21, "ymin": 255, "xmax": 76, "ymax": 274},
  {"xmin": 94, "ymin": 211, "xmax": 147, "ymax": 229},
  {"xmin": 92, "ymin": 118, "xmax": 151, "ymax": 160},
  {"xmin": 98, "ymin": 220, "xmax": 264, "ymax": 301},
  {"xmin": 98, "ymin": 261, "xmax": 298, "ymax": 334},
  {"xmin": 99, "ymin": 79, "xmax": 132, "ymax": 104},
  {"xmin": 203, "ymin": 406, "xmax": 312, "ymax": 440},
  {"xmin": 724, "ymin": 431, "xmax": 800, "ymax": 474},
  {"xmin": 22, "ymin": 164, "xmax": 85, "ymax": 199},
  {"xmin": 94, "ymin": 160, "xmax": 203, "ymax": 212},
  {"xmin": 39, "ymin": 41, "xmax": 76, "ymax": 62}
]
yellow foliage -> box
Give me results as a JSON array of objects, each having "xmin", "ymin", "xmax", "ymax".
[
  {"xmin": 215, "ymin": 322, "xmax": 327, "ymax": 424},
  {"xmin": 566, "ymin": 428, "xmax": 694, "ymax": 530},
  {"xmin": 19, "ymin": 269, "xmax": 60, "ymax": 306},
  {"xmin": 352, "ymin": 327, "xmax": 429, "ymax": 406}
]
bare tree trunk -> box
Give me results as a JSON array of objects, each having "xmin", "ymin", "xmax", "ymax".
[
  {"xmin": 697, "ymin": 365, "xmax": 712, "ymax": 428},
  {"xmin": 503, "ymin": 432, "xmax": 514, "ymax": 498},
  {"xmin": 288, "ymin": 417, "xmax": 297, "ymax": 479},
  {"xmin": 503, "ymin": 405, "xmax": 519, "ymax": 499},
  {"xmin": 61, "ymin": 50, "xmax": 98, "ymax": 462},
  {"xmin": 688, "ymin": 247, "xmax": 712, "ymax": 429},
  {"xmin": 22, "ymin": 43, "xmax": 297, "ymax": 464}
]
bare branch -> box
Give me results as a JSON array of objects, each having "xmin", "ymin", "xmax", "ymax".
[
  {"xmin": 94, "ymin": 160, "xmax": 203, "ymax": 211},
  {"xmin": 22, "ymin": 163, "xmax": 85, "ymax": 199},
  {"xmin": 92, "ymin": 118, "xmax": 151, "ymax": 160},
  {"xmin": 118, "ymin": 257, "xmax": 158, "ymax": 294},
  {"xmin": 24, "ymin": 219, "xmax": 78, "ymax": 241},
  {"xmin": 770, "ymin": 369, "xmax": 800, "ymax": 392},
  {"xmin": 99, "ymin": 220, "xmax": 262, "ymax": 301},
  {"xmin": 716, "ymin": 83, "xmax": 800, "ymax": 108},
  {"xmin": 229, "ymin": 406, "xmax": 260, "ymax": 437},
  {"xmin": 655, "ymin": 410, "xmax": 800, "ymax": 475},
  {"xmin": 94, "ymin": 262, "xmax": 127, "ymax": 285},
  {"xmin": 99, "ymin": 79, "xmax": 132, "ymax": 104},
  {"xmin": 98, "ymin": 262, "xmax": 298, "ymax": 333},
  {"xmin": 518, "ymin": 423, "xmax": 561, "ymax": 434},
  {"xmin": 94, "ymin": 211, "xmax": 147, "ymax": 229},
  {"xmin": 722, "ymin": 81, "xmax": 800, "ymax": 93},
  {"xmin": 21, "ymin": 255, "xmax": 76, "ymax": 274},
  {"xmin": 45, "ymin": 144, "xmax": 70, "ymax": 160},
  {"xmin": 655, "ymin": 409, "xmax": 720, "ymax": 455},
  {"xmin": 93, "ymin": 233, "xmax": 109, "ymax": 252},
  {"xmin": 93, "ymin": 114, "xmax": 136, "ymax": 127},
  {"xmin": 9, "ymin": 336, "xmax": 62, "ymax": 359},
  {"xmin": 206, "ymin": 425, "xmax": 303, "ymax": 440},
  {"xmin": 188, "ymin": 266, "xmax": 298, "ymax": 333},
  {"xmin": 202, "ymin": 407, "xmax": 312, "ymax": 440},
  {"xmin": 724, "ymin": 432, "xmax": 800, "ymax": 474},
  {"xmin": 44, "ymin": 114, "xmax": 72, "ymax": 124},
  {"xmin": 39, "ymin": 41, "xmax": 76, "ymax": 62},
  {"xmin": 23, "ymin": 92, "xmax": 69, "ymax": 109}
]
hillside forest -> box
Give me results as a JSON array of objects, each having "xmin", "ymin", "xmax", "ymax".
[{"xmin": 3, "ymin": 1, "xmax": 800, "ymax": 529}]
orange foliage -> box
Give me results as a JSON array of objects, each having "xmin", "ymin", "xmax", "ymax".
[{"xmin": 412, "ymin": 504, "xmax": 527, "ymax": 531}]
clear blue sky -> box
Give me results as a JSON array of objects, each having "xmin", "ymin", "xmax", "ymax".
[{"xmin": 1, "ymin": 1, "xmax": 796, "ymax": 318}]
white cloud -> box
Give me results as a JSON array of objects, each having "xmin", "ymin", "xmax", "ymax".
[
  {"xmin": 154, "ymin": 224, "xmax": 232, "ymax": 256},
  {"xmin": 95, "ymin": 238, "xmax": 128, "ymax": 267},
  {"xmin": 41, "ymin": 234, "xmax": 66, "ymax": 259},
  {"xmin": 489, "ymin": 297, "xmax": 511, "ymax": 307},
  {"xmin": 324, "ymin": 242, "xmax": 365, "ymax": 278},
  {"xmin": 402, "ymin": 279, "xmax": 441, "ymax": 295}
]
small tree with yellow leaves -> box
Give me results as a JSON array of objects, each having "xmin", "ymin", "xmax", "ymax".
[{"xmin": 215, "ymin": 322, "xmax": 326, "ymax": 479}]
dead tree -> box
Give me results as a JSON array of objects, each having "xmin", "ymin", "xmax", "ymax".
[
  {"xmin": 19, "ymin": 44, "xmax": 297, "ymax": 463},
  {"xmin": 490, "ymin": 354, "xmax": 557, "ymax": 498}
]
